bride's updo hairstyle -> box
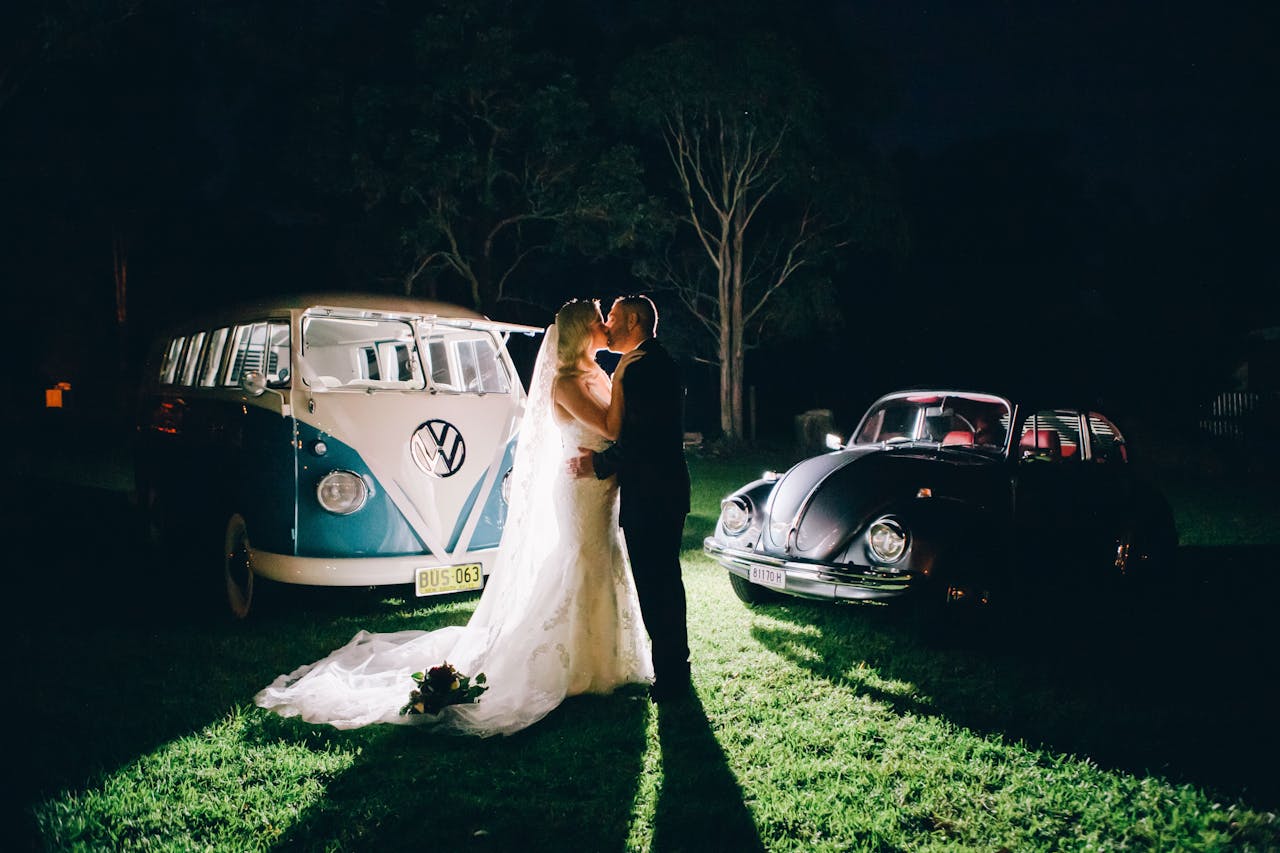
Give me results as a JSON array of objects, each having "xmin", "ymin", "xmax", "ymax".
[{"xmin": 554, "ymin": 299, "xmax": 600, "ymax": 377}]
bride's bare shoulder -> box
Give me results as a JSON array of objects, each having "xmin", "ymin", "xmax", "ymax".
[{"xmin": 553, "ymin": 371, "xmax": 584, "ymax": 396}]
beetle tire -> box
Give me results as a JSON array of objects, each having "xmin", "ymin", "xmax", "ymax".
[{"xmin": 729, "ymin": 571, "xmax": 780, "ymax": 605}]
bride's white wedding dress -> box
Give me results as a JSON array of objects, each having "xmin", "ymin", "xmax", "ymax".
[{"xmin": 254, "ymin": 326, "xmax": 653, "ymax": 735}]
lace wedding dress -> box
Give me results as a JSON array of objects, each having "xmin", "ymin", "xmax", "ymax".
[{"xmin": 254, "ymin": 326, "xmax": 653, "ymax": 735}]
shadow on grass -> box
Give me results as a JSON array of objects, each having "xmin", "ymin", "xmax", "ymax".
[
  {"xmin": 252, "ymin": 689, "xmax": 651, "ymax": 851},
  {"xmin": 12, "ymin": 477, "xmax": 482, "ymax": 847},
  {"xmin": 748, "ymin": 545, "xmax": 1280, "ymax": 811},
  {"xmin": 652, "ymin": 692, "xmax": 765, "ymax": 853}
]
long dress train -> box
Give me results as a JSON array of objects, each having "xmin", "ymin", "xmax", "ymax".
[{"xmin": 254, "ymin": 327, "xmax": 652, "ymax": 735}]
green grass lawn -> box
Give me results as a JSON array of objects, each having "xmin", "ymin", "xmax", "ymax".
[{"xmin": 16, "ymin": 449, "xmax": 1280, "ymax": 851}]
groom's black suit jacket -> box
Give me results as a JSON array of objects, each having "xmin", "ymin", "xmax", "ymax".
[{"xmin": 592, "ymin": 337, "xmax": 691, "ymax": 527}]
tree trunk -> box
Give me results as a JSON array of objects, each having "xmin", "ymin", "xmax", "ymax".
[{"xmin": 729, "ymin": 207, "xmax": 747, "ymax": 441}]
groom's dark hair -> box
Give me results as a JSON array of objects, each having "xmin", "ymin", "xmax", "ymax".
[{"xmin": 613, "ymin": 294, "xmax": 658, "ymax": 336}]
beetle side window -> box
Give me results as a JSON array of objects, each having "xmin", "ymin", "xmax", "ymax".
[
  {"xmin": 1086, "ymin": 412, "xmax": 1127, "ymax": 463},
  {"xmin": 1018, "ymin": 410, "xmax": 1083, "ymax": 463}
]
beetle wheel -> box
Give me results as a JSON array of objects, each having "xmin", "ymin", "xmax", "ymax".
[
  {"xmin": 729, "ymin": 571, "xmax": 780, "ymax": 606},
  {"xmin": 224, "ymin": 513, "xmax": 255, "ymax": 620}
]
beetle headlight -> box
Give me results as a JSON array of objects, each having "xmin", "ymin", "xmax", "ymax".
[
  {"xmin": 720, "ymin": 497, "xmax": 751, "ymax": 536},
  {"xmin": 866, "ymin": 516, "xmax": 908, "ymax": 562},
  {"xmin": 317, "ymin": 470, "xmax": 369, "ymax": 515}
]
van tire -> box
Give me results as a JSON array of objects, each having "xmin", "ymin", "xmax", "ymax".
[
  {"xmin": 224, "ymin": 513, "xmax": 256, "ymax": 620},
  {"xmin": 139, "ymin": 483, "xmax": 168, "ymax": 560}
]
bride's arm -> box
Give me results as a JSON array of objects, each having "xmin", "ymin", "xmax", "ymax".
[
  {"xmin": 603, "ymin": 350, "xmax": 643, "ymax": 441},
  {"xmin": 554, "ymin": 374, "xmax": 613, "ymax": 439}
]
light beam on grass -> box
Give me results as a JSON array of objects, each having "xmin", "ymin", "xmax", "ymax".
[{"xmin": 33, "ymin": 708, "xmax": 360, "ymax": 850}]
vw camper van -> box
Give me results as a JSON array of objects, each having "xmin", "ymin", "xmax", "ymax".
[{"xmin": 137, "ymin": 294, "xmax": 541, "ymax": 618}]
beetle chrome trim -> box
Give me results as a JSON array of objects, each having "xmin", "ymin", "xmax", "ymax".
[{"xmin": 704, "ymin": 536, "xmax": 920, "ymax": 602}]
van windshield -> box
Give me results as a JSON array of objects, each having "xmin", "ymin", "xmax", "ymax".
[
  {"xmin": 301, "ymin": 315, "xmax": 426, "ymax": 390},
  {"xmin": 419, "ymin": 323, "xmax": 512, "ymax": 395},
  {"xmin": 300, "ymin": 314, "xmax": 513, "ymax": 394}
]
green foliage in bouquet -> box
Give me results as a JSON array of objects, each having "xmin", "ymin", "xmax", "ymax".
[{"xmin": 399, "ymin": 662, "xmax": 488, "ymax": 716}]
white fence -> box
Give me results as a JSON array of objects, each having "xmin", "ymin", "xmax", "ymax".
[{"xmin": 1199, "ymin": 391, "xmax": 1280, "ymax": 443}]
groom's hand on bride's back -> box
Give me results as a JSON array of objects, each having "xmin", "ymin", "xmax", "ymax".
[{"xmin": 568, "ymin": 448, "xmax": 595, "ymax": 479}]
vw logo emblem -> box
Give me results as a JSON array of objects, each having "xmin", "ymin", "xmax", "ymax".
[{"xmin": 410, "ymin": 419, "xmax": 466, "ymax": 478}]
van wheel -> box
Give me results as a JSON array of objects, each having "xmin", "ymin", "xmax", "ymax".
[
  {"xmin": 224, "ymin": 513, "xmax": 255, "ymax": 620},
  {"xmin": 140, "ymin": 484, "xmax": 166, "ymax": 553}
]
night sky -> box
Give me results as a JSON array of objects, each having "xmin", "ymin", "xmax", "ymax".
[{"xmin": 5, "ymin": 0, "xmax": 1278, "ymax": 436}]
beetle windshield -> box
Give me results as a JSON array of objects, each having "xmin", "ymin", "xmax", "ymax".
[{"xmin": 853, "ymin": 393, "xmax": 1012, "ymax": 452}]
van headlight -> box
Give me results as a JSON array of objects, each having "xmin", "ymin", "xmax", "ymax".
[
  {"xmin": 866, "ymin": 516, "xmax": 908, "ymax": 562},
  {"xmin": 501, "ymin": 470, "xmax": 512, "ymax": 504},
  {"xmin": 720, "ymin": 497, "xmax": 751, "ymax": 536},
  {"xmin": 317, "ymin": 470, "xmax": 369, "ymax": 515}
]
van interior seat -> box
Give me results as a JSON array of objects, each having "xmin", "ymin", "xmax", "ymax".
[{"xmin": 942, "ymin": 430, "xmax": 974, "ymax": 446}]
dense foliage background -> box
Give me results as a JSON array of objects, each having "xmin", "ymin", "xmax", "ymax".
[{"xmin": 5, "ymin": 0, "xmax": 1277, "ymax": 441}]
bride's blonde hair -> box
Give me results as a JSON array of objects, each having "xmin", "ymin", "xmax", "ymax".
[{"xmin": 554, "ymin": 299, "xmax": 600, "ymax": 377}]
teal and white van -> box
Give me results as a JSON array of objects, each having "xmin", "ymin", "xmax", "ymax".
[{"xmin": 137, "ymin": 294, "xmax": 541, "ymax": 618}]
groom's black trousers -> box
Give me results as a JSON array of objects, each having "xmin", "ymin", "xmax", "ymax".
[{"xmin": 622, "ymin": 511, "xmax": 691, "ymax": 686}]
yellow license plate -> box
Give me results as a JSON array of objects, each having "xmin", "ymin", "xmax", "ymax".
[{"xmin": 415, "ymin": 563, "xmax": 484, "ymax": 597}]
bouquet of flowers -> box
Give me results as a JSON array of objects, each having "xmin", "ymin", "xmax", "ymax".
[{"xmin": 399, "ymin": 662, "xmax": 488, "ymax": 716}]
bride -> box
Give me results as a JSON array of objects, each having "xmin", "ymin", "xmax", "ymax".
[{"xmin": 254, "ymin": 299, "xmax": 654, "ymax": 735}]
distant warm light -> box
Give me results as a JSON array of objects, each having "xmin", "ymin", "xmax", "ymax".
[
  {"xmin": 916, "ymin": 487, "xmax": 932, "ymax": 498},
  {"xmin": 46, "ymin": 381, "xmax": 73, "ymax": 407}
]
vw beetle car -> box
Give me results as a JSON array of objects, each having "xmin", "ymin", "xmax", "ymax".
[{"xmin": 704, "ymin": 390, "xmax": 1176, "ymax": 613}]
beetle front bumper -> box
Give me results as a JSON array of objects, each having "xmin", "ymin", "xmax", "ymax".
[{"xmin": 703, "ymin": 536, "xmax": 922, "ymax": 602}]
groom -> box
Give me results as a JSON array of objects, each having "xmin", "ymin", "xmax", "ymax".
[{"xmin": 570, "ymin": 294, "xmax": 692, "ymax": 702}]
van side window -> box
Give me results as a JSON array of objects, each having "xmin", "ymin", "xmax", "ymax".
[
  {"xmin": 179, "ymin": 332, "xmax": 206, "ymax": 386},
  {"xmin": 198, "ymin": 327, "xmax": 230, "ymax": 387},
  {"xmin": 266, "ymin": 322, "xmax": 291, "ymax": 385},
  {"xmin": 225, "ymin": 321, "xmax": 291, "ymax": 387},
  {"xmin": 159, "ymin": 337, "xmax": 185, "ymax": 384}
]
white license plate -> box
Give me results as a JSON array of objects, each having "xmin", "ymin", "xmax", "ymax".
[
  {"xmin": 749, "ymin": 566, "xmax": 786, "ymax": 590},
  {"xmin": 415, "ymin": 563, "xmax": 484, "ymax": 597}
]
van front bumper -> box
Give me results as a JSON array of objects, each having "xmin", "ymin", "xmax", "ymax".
[
  {"xmin": 251, "ymin": 548, "xmax": 498, "ymax": 588},
  {"xmin": 703, "ymin": 536, "xmax": 919, "ymax": 602}
]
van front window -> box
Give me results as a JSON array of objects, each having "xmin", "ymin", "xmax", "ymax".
[
  {"xmin": 301, "ymin": 315, "xmax": 426, "ymax": 390},
  {"xmin": 420, "ymin": 328, "xmax": 511, "ymax": 395}
]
